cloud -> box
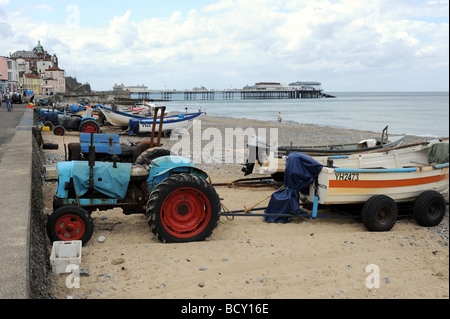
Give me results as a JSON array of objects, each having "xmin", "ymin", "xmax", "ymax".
[{"xmin": 1, "ymin": 0, "xmax": 448, "ymax": 91}]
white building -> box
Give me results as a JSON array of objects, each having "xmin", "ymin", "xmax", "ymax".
[
  {"xmin": 42, "ymin": 66, "xmax": 66, "ymax": 94},
  {"xmin": 113, "ymin": 83, "xmax": 150, "ymax": 99},
  {"xmin": 37, "ymin": 61, "xmax": 54, "ymax": 75},
  {"xmin": 6, "ymin": 58, "xmax": 19, "ymax": 92},
  {"xmin": 15, "ymin": 58, "xmax": 30, "ymax": 73}
]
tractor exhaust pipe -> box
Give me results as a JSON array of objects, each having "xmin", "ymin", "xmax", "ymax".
[{"xmin": 88, "ymin": 132, "xmax": 96, "ymax": 189}]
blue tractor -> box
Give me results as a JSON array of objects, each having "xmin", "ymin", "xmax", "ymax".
[
  {"xmin": 46, "ymin": 134, "xmax": 221, "ymax": 245},
  {"xmin": 41, "ymin": 109, "xmax": 100, "ymax": 136}
]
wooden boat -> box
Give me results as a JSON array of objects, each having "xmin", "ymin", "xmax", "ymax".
[
  {"xmin": 266, "ymin": 139, "xmax": 449, "ymax": 231},
  {"xmin": 245, "ymin": 126, "xmax": 406, "ymax": 176},
  {"xmin": 127, "ymin": 112, "xmax": 203, "ymax": 136},
  {"xmin": 97, "ymin": 104, "xmax": 157, "ymax": 126},
  {"xmin": 120, "ymin": 102, "xmax": 160, "ymax": 115},
  {"xmin": 97, "ymin": 104, "xmax": 189, "ymax": 126},
  {"xmin": 305, "ymin": 139, "xmax": 449, "ymax": 204}
]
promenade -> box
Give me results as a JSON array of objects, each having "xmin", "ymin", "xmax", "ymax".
[{"xmin": 0, "ymin": 103, "xmax": 34, "ymax": 299}]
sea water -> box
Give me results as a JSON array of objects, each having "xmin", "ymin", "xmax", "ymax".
[{"xmin": 156, "ymin": 92, "xmax": 449, "ymax": 137}]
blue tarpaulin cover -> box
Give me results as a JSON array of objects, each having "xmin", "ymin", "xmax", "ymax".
[
  {"xmin": 71, "ymin": 162, "xmax": 132, "ymax": 200},
  {"xmin": 264, "ymin": 152, "xmax": 324, "ymax": 223},
  {"xmin": 69, "ymin": 104, "xmax": 85, "ymax": 113}
]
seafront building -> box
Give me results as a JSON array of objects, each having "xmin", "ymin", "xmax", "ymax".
[
  {"xmin": 42, "ymin": 66, "xmax": 66, "ymax": 95},
  {"xmin": 20, "ymin": 73, "xmax": 43, "ymax": 95},
  {"xmin": 0, "ymin": 57, "xmax": 19, "ymax": 93},
  {"xmin": 10, "ymin": 40, "xmax": 59, "ymax": 72},
  {"xmin": 1, "ymin": 40, "xmax": 65, "ymax": 95},
  {"xmin": 0, "ymin": 56, "xmax": 8, "ymax": 94},
  {"xmin": 113, "ymin": 83, "xmax": 150, "ymax": 100}
]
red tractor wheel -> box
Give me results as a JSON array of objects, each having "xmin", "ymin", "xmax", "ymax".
[
  {"xmin": 46, "ymin": 206, "xmax": 94, "ymax": 246},
  {"xmin": 146, "ymin": 174, "xmax": 220, "ymax": 243},
  {"xmin": 79, "ymin": 120, "xmax": 100, "ymax": 134},
  {"xmin": 53, "ymin": 125, "xmax": 66, "ymax": 136}
]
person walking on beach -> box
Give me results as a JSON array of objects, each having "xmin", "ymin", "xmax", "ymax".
[
  {"xmin": 277, "ymin": 112, "xmax": 282, "ymax": 123},
  {"xmin": 5, "ymin": 91, "xmax": 12, "ymax": 112}
]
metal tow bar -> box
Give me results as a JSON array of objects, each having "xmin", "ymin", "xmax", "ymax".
[
  {"xmin": 212, "ymin": 176, "xmax": 283, "ymax": 188},
  {"xmin": 220, "ymin": 196, "xmax": 360, "ymax": 221}
]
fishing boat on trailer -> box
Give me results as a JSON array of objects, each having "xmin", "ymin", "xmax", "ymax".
[
  {"xmin": 308, "ymin": 139, "xmax": 449, "ymax": 202},
  {"xmin": 97, "ymin": 104, "xmax": 200, "ymax": 128},
  {"xmin": 221, "ymin": 138, "xmax": 448, "ymax": 232},
  {"xmin": 127, "ymin": 111, "xmax": 203, "ymax": 136},
  {"xmin": 285, "ymin": 139, "xmax": 449, "ymax": 231},
  {"xmin": 97, "ymin": 104, "xmax": 155, "ymax": 126},
  {"xmin": 244, "ymin": 126, "xmax": 406, "ymax": 177}
]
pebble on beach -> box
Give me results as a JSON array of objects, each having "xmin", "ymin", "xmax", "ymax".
[{"xmin": 97, "ymin": 236, "xmax": 106, "ymax": 243}]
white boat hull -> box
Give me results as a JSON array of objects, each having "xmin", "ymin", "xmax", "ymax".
[
  {"xmin": 98, "ymin": 105, "xmax": 150, "ymax": 126},
  {"xmin": 306, "ymin": 165, "xmax": 449, "ymax": 205},
  {"xmin": 135, "ymin": 115, "xmax": 199, "ymax": 133},
  {"xmin": 98, "ymin": 105, "xmax": 203, "ymax": 133},
  {"xmin": 301, "ymin": 140, "xmax": 449, "ymax": 204},
  {"xmin": 128, "ymin": 112, "xmax": 203, "ymax": 135}
]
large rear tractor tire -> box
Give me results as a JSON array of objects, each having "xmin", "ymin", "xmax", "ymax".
[
  {"xmin": 135, "ymin": 147, "xmax": 171, "ymax": 165},
  {"xmin": 79, "ymin": 119, "xmax": 100, "ymax": 134},
  {"xmin": 146, "ymin": 174, "xmax": 221, "ymax": 243}
]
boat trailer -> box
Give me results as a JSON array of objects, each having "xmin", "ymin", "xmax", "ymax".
[
  {"xmin": 213, "ymin": 177, "xmax": 358, "ymax": 220},
  {"xmin": 219, "ymin": 194, "xmax": 359, "ymax": 221}
]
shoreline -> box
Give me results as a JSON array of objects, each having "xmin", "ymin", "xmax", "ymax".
[{"xmin": 203, "ymin": 115, "xmax": 447, "ymax": 139}]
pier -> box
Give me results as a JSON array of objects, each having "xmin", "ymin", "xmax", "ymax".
[{"xmin": 134, "ymin": 89, "xmax": 334, "ymax": 101}]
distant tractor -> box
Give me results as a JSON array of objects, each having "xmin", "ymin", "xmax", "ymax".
[{"xmin": 42, "ymin": 110, "xmax": 100, "ymax": 135}]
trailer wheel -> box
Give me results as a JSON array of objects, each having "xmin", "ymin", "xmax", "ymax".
[
  {"xmin": 135, "ymin": 147, "xmax": 171, "ymax": 165},
  {"xmin": 79, "ymin": 119, "xmax": 100, "ymax": 134},
  {"xmin": 53, "ymin": 125, "xmax": 66, "ymax": 136},
  {"xmin": 271, "ymin": 172, "xmax": 285, "ymax": 182},
  {"xmin": 361, "ymin": 195, "xmax": 398, "ymax": 231},
  {"xmin": 146, "ymin": 173, "xmax": 221, "ymax": 243},
  {"xmin": 46, "ymin": 206, "xmax": 94, "ymax": 246},
  {"xmin": 413, "ymin": 191, "xmax": 446, "ymax": 227}
]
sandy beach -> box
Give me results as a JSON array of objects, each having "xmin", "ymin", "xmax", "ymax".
[{"xmin": 40, "ymin": 114, "xmax": 449, "ymax": 299}]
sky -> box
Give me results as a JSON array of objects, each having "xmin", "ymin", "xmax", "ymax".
[{"xmin": 0, "ymin": 0, "xmax": 448, "ymax": 92}]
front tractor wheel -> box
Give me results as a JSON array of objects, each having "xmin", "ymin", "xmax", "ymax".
[
  {"xmin": 46, "ymin": 206, "xmax": 94, "ymax": 246},
  {"xmin": 146, "ymin": 174, "xmax": 221, "ymax": 243},
  {"xmin": 53, "ymin": 125, "xmax": 66, "ymax": 136}
]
